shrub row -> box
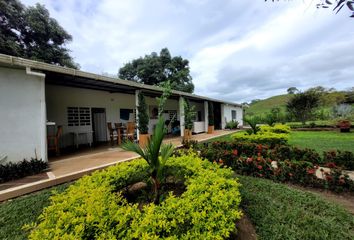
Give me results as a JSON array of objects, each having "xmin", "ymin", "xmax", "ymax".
[
  {"xmin": 27, "ymin": 153, "xmax": 242, "ymax": 239},
  {"xmin": 0, "ymin": 159, "xmax": 48, "ymax": 183},
  {"xmin": 199, "ymin": 142, "xmax": 354, "ymax": 192},
  {"xmin": 200, "ymin": 141, "xmax": 354, "ymax": 170}
]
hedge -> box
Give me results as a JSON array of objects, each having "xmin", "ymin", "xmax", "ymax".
[{"xmin": 26, "ymin": 153, "xmax": 242, "ymax": 239}]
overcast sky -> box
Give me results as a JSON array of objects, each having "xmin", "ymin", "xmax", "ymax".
[{"xmin": 22, "ymin": 0, "xmax": 354, "ymax": 103}]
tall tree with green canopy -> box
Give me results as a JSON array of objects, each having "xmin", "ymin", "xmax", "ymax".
[
  {"xmin": 0, "ymin": 0, "xmax": 78, "ymax": 68},
  {"xmin": 119, "ymin": 48, "xmax": 194, "ymax": 93}
]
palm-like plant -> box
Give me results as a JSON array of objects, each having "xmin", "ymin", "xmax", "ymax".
[{"xmin": 122, "ymin": 115, "xmax": 174, "ymax": 204}]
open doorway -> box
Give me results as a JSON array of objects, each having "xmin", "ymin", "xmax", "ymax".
[
  {"xmin": 91, "ymin": 108, "xmax": 107, "ymax": 145},
  {"xmin": 213, "ymin": 102, "xmax": 222, "ymax": 130}
]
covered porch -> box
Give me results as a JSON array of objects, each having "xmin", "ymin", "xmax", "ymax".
[{"xmin": 44, "ymin": 71, "xmax": 219, "ymax": 160}]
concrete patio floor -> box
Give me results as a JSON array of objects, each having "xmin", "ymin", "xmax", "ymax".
[{"xmin": 0, "ymin": 130, "xmax": 237, "ymax": 201}]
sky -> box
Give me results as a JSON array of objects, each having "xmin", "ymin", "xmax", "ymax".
[{"xmin": 22, "ymin": 0, "xmax": 354, "ymax": 103}]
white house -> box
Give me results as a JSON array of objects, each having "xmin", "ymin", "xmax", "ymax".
[{"xmin": 0, "ymin": 54, "xmax": 243, "ymax": 163}]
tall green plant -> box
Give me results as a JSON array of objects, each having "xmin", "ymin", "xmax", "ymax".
[
  {"xmin": 208, "ymin": 102, "xmax": 214, "ymax": 126},
  {"xmin": 244, "ymin": 116, "xmax": 261, "ymax": 134},
  {"xmin": 137, "ymin": 92, "xmax": 149, "ymax": 134},
  {"xmin": 122, "ymin": 83, "xmax": 174, "ymax": 204},
  {"xmin": 184, "ymin": 99, "xmax": 196, "ymax": 130}
]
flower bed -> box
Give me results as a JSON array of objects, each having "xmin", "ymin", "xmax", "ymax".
[
  {"xmin": 199, "ymin": 142, "xmax": 354, "ymax": 192},
  {"xmin": 26, "ymin": 153, "xmax": 242, "ymax": 239}
]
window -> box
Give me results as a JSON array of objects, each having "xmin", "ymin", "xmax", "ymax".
[
  {"xmin": 67, "ymin": 107, "xmax": 91, "ymax": 126},
  {"xmin": 231, "ymin": 110, "xmax": 237, "ymax": 121}
]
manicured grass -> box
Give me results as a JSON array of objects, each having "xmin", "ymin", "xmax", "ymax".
[
  {"xmin": 238, "ymin": 175, "xmax": 354, "ymax": 240},
  {"xmin": 0, "ymin": 183, "xmax": 70, "ymax": 240},
  {"xmin": 289, "ymin": 131, "xmax": 354, "ymax": 153}
]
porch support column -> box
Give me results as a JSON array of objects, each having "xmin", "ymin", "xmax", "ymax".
[
  {"xmin": 204, "ymin": 101, "xmax": 209, "ymax": 132},
  {"xmin": 179, "ymin": 96, "xmax": 185, "ymax": 137},
  {"xmin": 135, "ymin": 90, "xmax": 140, "ymax": 141},
  {"xmin": 221, "ymin": 104, "xmax": 225, "ymax": 129}
]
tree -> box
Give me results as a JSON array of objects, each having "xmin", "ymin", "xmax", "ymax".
[
  {"xmin": 287, "ymin": 87, "xmax": 299, "ymax": 94},
  {"xmin": 122, "ymin": 84, "xmax": 174, "ymax": 204},
  {"xmin": 266, "ymin": 0, "xmax": 354, "ymax": 17},
  {"xmin": 184, "ymin": 99, "xmax": 196, "ymax": 130},
  {"xmin": 119, "ymin": 48, "xmax": 194, "ymax": 93},
  {"xmin": 0, "ymin": 0, "xmax": 78, "ymax": 68},
  {"xmin": 286, "ymin": 91, "xmax": 321, "ymax": 124}
]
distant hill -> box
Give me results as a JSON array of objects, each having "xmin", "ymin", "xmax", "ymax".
[{"xmin": 246, "ymin": 94, "xmax": 291, "ymax": 116}]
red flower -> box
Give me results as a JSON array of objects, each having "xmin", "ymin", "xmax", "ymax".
[
  {"xmin": 257, "ymin": 152, "xmax": 261, "ymax": 157},
  {"xmin": 246, "ymin": 157, "xmax": 253, "ymax": 163},
  {"xmin": 219, "ymin": 159, "xmax": 224, "ymax": 165},
  {"xmin": 232, "ymin": 149, "xmax": 238, "ymax": 156},
  {"xmin": 307, "ymin": 169, "xmax": 315, "ymax": 175},
  {"xmin": 325, "ymin": 175, "xmax": 333, "ymax": 181},
  {"xmin": 259, "ymin": 174, "xmax": 263, "ymax": 177},
  {"xmin": 338, "ymin": 178, "xmax": 345, "ymax": 185},
  {"xmin": 288, "ymin": 173, "xmax": 293, "ymax": 177},
  {"xmin": 257, "ymin": 165, "xmax": 263, "ymax": 170},
  {"xmin": 325, "ymin": 162, "xmax": 336, "ymax": 168}
]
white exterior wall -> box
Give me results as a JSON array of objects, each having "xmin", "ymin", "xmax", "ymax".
[
  {"xmin": 0, "ymin": 67, "xmax": 46, "ymax": 163},
  {"xmin": 223, "ymin": 104, "xmax": 243, "ymax": 128}
]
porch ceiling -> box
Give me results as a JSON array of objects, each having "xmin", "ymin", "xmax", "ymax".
[{"xmin": 45, "ymin": 72, "xmax": 137, "ymax": 95}]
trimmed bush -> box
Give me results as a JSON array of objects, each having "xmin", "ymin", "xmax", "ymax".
[
  {"xmin": 225, "ymin": 120, "xmax": 239, "ymax": 130},
  {"xmin": 0, "ymin": 158, "xmax": 48, "ymax": 183},
  {"xmin": 259, "ymin": 124, "xmax": 291, "ymax": 134},
  {"xmin": 26, "ymin": 153, "xmax": 242, "ymax": 239},
  {"xmin": 233, "ymin": 132, "xmax": 289, "ymax": 146}
]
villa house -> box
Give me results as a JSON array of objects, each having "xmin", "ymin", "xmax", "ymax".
[{"xmin": 0, "ymin": 54, "xmax": 243, "ymax": 164}]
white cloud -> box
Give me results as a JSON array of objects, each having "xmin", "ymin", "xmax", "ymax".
[{"xmin": 21, "ymin": 0, "xmax": 354, "ymax": 102}]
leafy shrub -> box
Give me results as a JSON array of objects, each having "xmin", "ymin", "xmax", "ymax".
[
  {"xmin": 323, "ymin": 150, "xmax": 354, "ymax": 170},
  {"xmin": 26, "ymin": 153, "xmax": 242, "ymax": 239},
  {"xmin": 233, "ymin": 131, "xmax": 289, "ymax": 147},
  {"xmin": 259, "ymin": 124, "xmax": 291, "ymax": 134},
  {"xmin": 225, "ymin": 120, "xmax": 239, "ymax": 129},
  {"xmin": 199, "ymin": 141, "xmax": 354, "ymax": 192},
  {"xmin": 0, "ymin": 158, "xmax": 48, "ymax": 183}
]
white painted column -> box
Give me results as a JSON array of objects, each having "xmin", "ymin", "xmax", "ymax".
[
  {"xmin": 40, "ymin": 76, "xmax": 47, "ymax": 162},
  {"xmin": 221, "ymin": 104, "xmax": 226, "ymax": 129},
  {"xmin": 204, "ymin": 101, "xmax": 209, "ymax": 132},
  {"xmin": 179, "ymin": 96, "xmax": 185, "ymax": 137},
  {"xmin": 135, "ymin": 90, "xmax": 140, "ymax": 141}
]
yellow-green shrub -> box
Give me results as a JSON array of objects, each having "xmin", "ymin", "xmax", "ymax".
[
  {"xmin": 259, "ymin": 124, "xmax": 291, "ymax": 134},
  {"xmin": 26, "ymin": 153, "xmax": 242, "ymax": 239},
  {"xmin": 233, "ymin": 132, "xmax": 289, "ymax": 146}
]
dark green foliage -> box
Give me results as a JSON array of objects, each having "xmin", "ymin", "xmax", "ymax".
[
  {"xmin": 0, "ymin": 158, "xmax": 48, "ymax": 183},
  {"xmin": 208, "ymin": 102, "xmax": 214, "ymax": 126},
  {"xmin": 183, "ymin": 99, "xmax": 196, "ymax": 130},
  {"xmin": 0, "ymin": 0, "xmax": 78, "ymax": 68},
  {"xmin": 137, "ymin": 92, "xmax": 149, "ymax": 134},
  {"xmin": 119, "ymin": 48, "xmax": 194, "ymax": 93},
  {"xmin": 239, "ymin": 175, "xmax": 354, "ymax": 240},
  {"xmin": 286, "ymin": 91, "xmax": 321, "ymax": 124},
  {"xmin": 323, "ymin": 150, "xmax": 354, "ymax": 170}
]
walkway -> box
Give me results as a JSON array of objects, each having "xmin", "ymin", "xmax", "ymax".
[{"xmin": 0, "ymin": 130, "xmax": 236, "ymax": 201}]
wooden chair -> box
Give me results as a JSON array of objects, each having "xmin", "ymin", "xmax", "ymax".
[
  {"xmin": 123, "ymin": 122, "xmax": 136, "ymax": 142},
  {"xmin": 47, "ymin": 126, "xmax": 63, "ymax": 156},
  {"xmin": 107, "ymin": 122, "xmax": 118, "ymax": 145}
]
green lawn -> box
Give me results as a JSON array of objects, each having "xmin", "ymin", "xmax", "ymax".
[
  {"xmin": 0, "ymin": 183, "xmax": 70, "ymax": 240},
  {"xmin": 289, "ymin": 131, "xmax": 354, "ymax": 153},
  {"xmin": 238, "ymin": 175, "xmax": 354, "ymax": 240},
  {"xmin": 203, "ymin": 132, "xmax": 234, "ymax": 143}
]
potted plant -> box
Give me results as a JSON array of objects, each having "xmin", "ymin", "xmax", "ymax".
[
  {"xmin": 208, "ymin": 102, "xmax": 214, "ymax": 134},
  {"xmin": 337, "ymin": 119, "xmax": 351, "ymax": 133},
  {"xmin": 183, "ymin": 99, "xmax": 196, "ymax": 141},
  {"xmin": 137, "ymin": 92, "xmax": 150, "ymax": 147}
]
